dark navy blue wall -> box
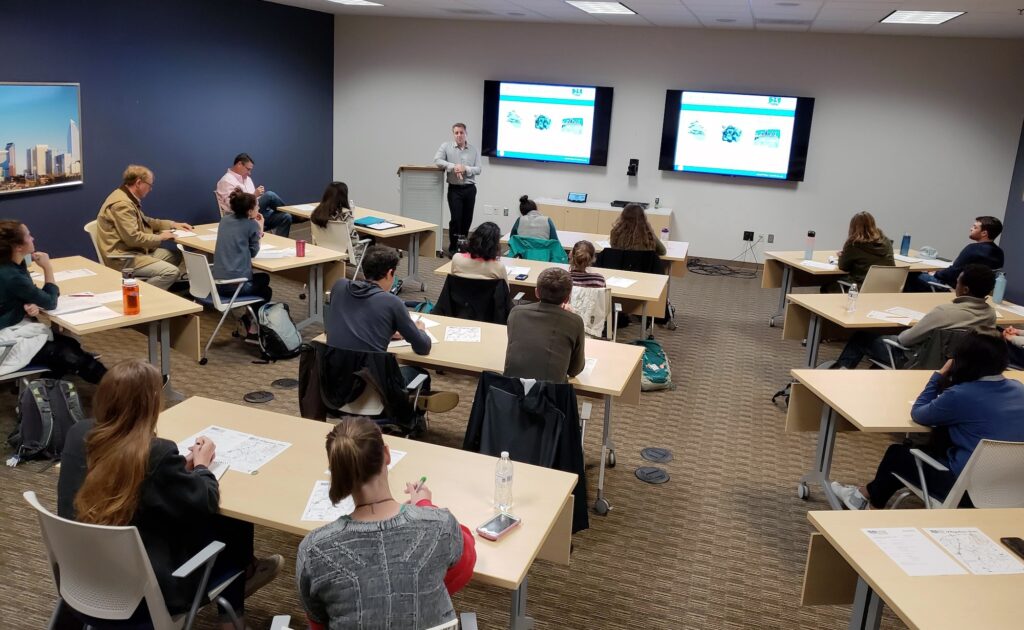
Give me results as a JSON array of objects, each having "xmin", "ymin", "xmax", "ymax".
[
  {"xmin": 1001, "ymin": 120, "xmax": 1024, "ymax": 305},
  {"xmin": 1, "ymin": 0, "xmax": 333, "ymax": 258}
]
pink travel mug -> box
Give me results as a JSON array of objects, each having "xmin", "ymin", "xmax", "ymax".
[{"xmin": 296, "ymin": 239, "xmax": 306, "ymax": 257}]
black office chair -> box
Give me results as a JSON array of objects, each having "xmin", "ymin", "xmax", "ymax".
[
  {"xmin": 433, "ymin": 275, "xmax": 514, "ymax": 325},
  {"xmin": 594, "ymin": 247, "xmax": 676, "ymax": 334}
]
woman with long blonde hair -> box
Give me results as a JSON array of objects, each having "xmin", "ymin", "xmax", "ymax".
[
  {"xmin": 834, "ymin": 211, "xmax": 894, "ymax": 289},
  {"xmin": 609, "ymin": 203, "xmax": 667, "ymax": 256},
  {"xmin": 57, "ymin": 360, "xmax": 281, "ymax": 628}
]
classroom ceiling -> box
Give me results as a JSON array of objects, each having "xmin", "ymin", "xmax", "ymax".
[{"xmin": 268, "ymin": 0, "xmax": 1024, "ymax": 38}]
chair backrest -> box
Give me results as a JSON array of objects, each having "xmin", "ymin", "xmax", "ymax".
[
  {"xmin": 904, "ymin": 327, "xmax": 969, "ymax": 370},
  {"xmin": 178, "ymin": 246, "xmax": 221, "ymax": 306},
  {"xmin": 860, "ymin": 265, "xmax": 910, "ymax": 293},
  {"xmin": 215, "ymin": 191, "xmax": 230, "ymax": 217},
  {"xmin": 424, "ymin": 619, "xmax": 459, "ymax": 630},
  {"xmin": 943, "ymin": 440, "xmax": 1024, "ymax": 508},
  {"xmin": 310, "ymin": 220, "xmax": 354, "ymax": 259},
  {"xmin": 570, "ymin": 285, "xmax": 612, "ymax": 339},
  {"xmin": 315, "ymin": 342, "xmax": 415, "ymax": 428},
  {"xmin": 23, "ymin": 491, "xmax": 176, "ymax": 628},
  {"xmin": 83, "ymin": 220, "xmax": 103, "ymax": 263},
  {"xmin": 594, "ymin": 247, "xmax": 663, "ymax": 275},
  {"xmin": 434, "ymin": 275, "xmax": 512, "ymax": 324}
]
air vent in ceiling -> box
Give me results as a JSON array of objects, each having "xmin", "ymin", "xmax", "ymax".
[{"xmin": 755, "ymin": 18, "xmax": 813, "ymax": 26}]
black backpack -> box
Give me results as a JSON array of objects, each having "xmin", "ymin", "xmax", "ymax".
[
  {"xmin": 256, "ymin": 302, "xmax": 303, "ymax": 361},
  {"xmin": 6, "ymin": 379, "xmax": 85, "ymax": 466}
]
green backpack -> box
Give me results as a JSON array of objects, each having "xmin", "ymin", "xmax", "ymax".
[{"xmin": 631, "ymin": 339, "xmax": 673, "ymax": 391}]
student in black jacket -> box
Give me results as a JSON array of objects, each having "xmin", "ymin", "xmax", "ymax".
[
  {"xmin": 909, "ymin": 215, "xmax": 1004, "ymax": 291},
  {"xmin": 57, "ymin": 360, "xmax": 282, "ymax": 629}
]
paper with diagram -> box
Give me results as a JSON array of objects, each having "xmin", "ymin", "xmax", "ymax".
[
  {"xmin": 176, "ymin": 425, "xmax": 290, "ymax": 474},
  {"xmin": 445, "ymin": 326, "xmax": 481, "ymax": 342},
  {"xmin": 862, "ymin": 527, "xmax": 967, "ymax": 576},
  {"xmin": 924, "ymin": 528, "xmax": 1024, "ymax": 575},
  {"xmin": 302, "ymin": 480, "xmax": 355, "ymax": 521}
]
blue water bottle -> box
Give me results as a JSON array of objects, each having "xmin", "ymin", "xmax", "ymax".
[
  {"xmin": 900, "ymin": 233, "xmax": 911, "ymax": 257},
  {"xmin": 993, "ymin": 271, "xmax": 1006, "ymax": 304},
  {"xmin": 804, "ymin": 230, "xmax": 815, "ymax": 260}
]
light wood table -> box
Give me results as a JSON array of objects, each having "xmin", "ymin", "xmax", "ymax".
[
  {"xmin": 314, "ymin": 313, "xmax": 644, "ymax": 515},
  {"xmin": 435, "ymin": 257, "xmax": 668, "ymax": 339},
  {"xmin": 33, "ymin": 256, "xmax": 202, "ymax": 399},
  {"xmin": 763, "ymin": 249, "xmax": 948, "ymax": 327},
  {"xmin": 501, "ymin": 230, "xmax": 690, "ymax": 278},
  {"xmin": 278, "ymin": 204, "xmax": 438, "ymax": 291},
  {"xmin": 174, "ymin": 224, "xmax": 346, "ymax": 330},
  {"xmin": 782, "ymin": 292, "xmax": 1024, "ymax": 368},
  {"xmin": 803, "ymin": 508, "xmax": 1024, "ymax": 629},
  {"xmin": 157, "ymin": 397, "xmax": 576, "ymax": 630},
  {"xmin": 533, "ymin": 197, "xmax": 672, "ymax": 234},
  {"xmin": 788, "ymin": 368, "xmax": 1024, "ymax": 509}
]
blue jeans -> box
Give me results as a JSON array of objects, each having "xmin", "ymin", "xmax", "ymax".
[
  {"xmin": 258, "ymin": 190, "xmax": 292, "ymax": 237},
  {"xmin": 835, "ymin": 331, "xmax": 905, "ymax": 369},
  {"xmin": 907, "ymin": 271, "xmax": 944, "ymax": 293}
]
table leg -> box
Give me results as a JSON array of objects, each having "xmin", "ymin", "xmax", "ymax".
[
  {"xmin": 509, "ymin": 576, "xmax": 535, "ymax": 630},
  {"xmin": 640, "ymin": 303, "xmax": 648, "ymax": 340},
  {"xmin": 848, "ymin": 577, "xmax": 883, "ymax": 630},
  {"xmin": 804, "ymin": 313, "xmax": 822, "ymax": 368},
  {"xmin": 799, "ymin": 405, "xmax": 843, "ymax": 510},
  {"xmin": 593, "ymin": 394, "xmax": 614, "ymax": 515},
  {"xmin": 770, "ymin": 267, "xmax": 793, "ymax": 327},
  {"xmin": 150, "ymin": 320, "xmax": 185, "ymax": 403},
  {"xmin": 407, "ymin": 234, "xmax": 425, "ymax": 291},
  {"xmin": 296, "ymin": 264, "xmax": 324, "ymax": 330}
]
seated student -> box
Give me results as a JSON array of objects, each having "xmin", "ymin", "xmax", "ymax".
[
  {"xmin": 568, "ymin": 240, "xmax": 606, "ymax": 288},
  {"xmin": 609, "ymin": 203, "xmax": 666, "ymax": 257},
  {"xmin": 1002, "ymin": 326, "xmax": 1024, "ymax": 367},
  {"xmin": 825, "ymin": 211, "xmax": 894, "ymax": 292},
  {"xmin": 0, "ymin": 220, "xmax": 106, "ymax": 382},
  {"xmin": 831, "ymin": 331, "xmax": 1024, "ymax": 510},
  {"xmin": 215, "ymin": 153, "xmax": 292, "ymax": 237},
  {"xmin": 451, "ymin": 221, "xmax": 506, "ymax": 281},
  {"xmin": 510, "ymin": 195, "xmax": 558, "ymax": 240},
  {"xmin": 213, "ymin": 189, "xmax": 271, "ymax": 337},
  {"xmin": 833, "ymin": 264, "xmax": 997, "ymax": 369},
  {"xmin": 57, "ymin": 359, "xmax": 282, "ymax": 629},
  {"xmin": 326, "ymin": 245, "xmax": 457, "ymax": 411},
  {"xmin": 910, "ymin": 215, "xmax": 1003, "ymax": 291},
  {"xmin": 504, "ymin": 267, "xmax": 586, "ymax": 383},
  {"xmin": 297, "ymin": 418, "xmax": 476, "ymax": 630},
  {"xmin": 309, "ymin": 181, "xmax": 355, "ymax": 235}
]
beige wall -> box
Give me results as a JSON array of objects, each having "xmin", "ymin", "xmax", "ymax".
[{"xmin": 334, "ymin": 16, "xmax": 1024, "ymax": 258}]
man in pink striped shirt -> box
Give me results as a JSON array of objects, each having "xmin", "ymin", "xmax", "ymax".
[{"xmin": 215, "ymin": 153, "xmax": 292, "ymax": 236}]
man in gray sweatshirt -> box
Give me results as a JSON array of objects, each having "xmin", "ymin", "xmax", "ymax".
[{"xmin": 833, "ymin": 264, "xmax": 996, "ymax": 369}]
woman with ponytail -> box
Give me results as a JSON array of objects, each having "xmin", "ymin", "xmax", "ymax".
[
  {"xmin": 214, "ymin": 187, "xmax": 272, "ymax": 337},
  {"xmin": 569, "ymin": 240, "xmax": 606, "ymax": 288},
  {"xmin": 297, "ymin": 417, "xmax": 476, "ymax": 629},
  {"xmin": 510, "ymin": 194, "xmax": 558, "ymax": 241},
  {"xmin": 57, "ymin": 359, "xmax": 282, "ymax": 628}
]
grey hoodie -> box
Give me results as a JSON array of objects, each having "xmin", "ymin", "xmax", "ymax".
[{"xmin": 325, "ymin": 279, "xmax": 431, "ymax": 355}]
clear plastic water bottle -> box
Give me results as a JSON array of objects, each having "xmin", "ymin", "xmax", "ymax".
[
  {"xmin": 846, "ymin": 283, "xmax": 859, "ymax": 313},
  {"xmin": 993, "ymin": 272, "xmax": 1006, "ymax": 304},
  {"xmin": 804, "ymin": 230, "xmax": 816, "ymax": 260},
  {"xmin": 494, "ymin": 451, "xmax": 514, "ymax": 513},
  {"xmin": 900, "ymin": 233, "xmax": 911, "ymax": 256},
  {"xmin": 660, "ymin": 227, "xmax": 669, "ymax": 242}
]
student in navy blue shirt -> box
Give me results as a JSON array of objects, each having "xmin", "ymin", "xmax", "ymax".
[
  {"xmin": 832, "ymin": 330, "xmax": 1024, "ymax": 509},
  {"xmin": 909, "ymin": 215, "xmax": 1003, "ymax": 291}
]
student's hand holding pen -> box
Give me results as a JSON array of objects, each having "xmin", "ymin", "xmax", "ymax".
[{"xmin": 404, "ymin": 476, "xmax": 431, "ymax": 504}]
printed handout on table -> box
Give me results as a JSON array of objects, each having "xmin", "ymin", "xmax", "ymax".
[
  {"xmin": 293, "ymin": 203, "xmax": 317, "ymax": 213},
  {"xmin": 444, "ymin": 326, "xmax": 481, "ymax": 342},
  {"xmin": 92, "ymin": 290, "xmax": 124, "ymax": 304},
  {"xmin": 409, "ymin": 315, "xmax": 440, "ymax": 328},
  {"xmin": 197, "ymin": 234, "xmax": 219, "ymax": 241},
  {"xmin": 171, "ymin": 230, "xmax": 198, "ymax": 238},
  {"xmin": 924, "ymin": 528, "xmax": 1024, "ymax": 575},
  {"xmin": 866, "ymin": 311, "xmax": 913, "ymax": 326},
  {"xmin": 388, "ymin": 329, "xmax": 438, "ymax": 348},
  {"xmin": 997, "ymin": 303, "xmax": 1024, "ymax": 317},
  {"xmin": 255, "ymin": 247, "xmax": 297, "ymax": 259},
  {"xmin": 60, "ymin": 306, "xmax": 122, "ymax": 325},
  {"xmin": 605, "ymin": 277, "xmax": 637, "ymax": 288},
  {"xmin": 302, "ymin": 480, "xmax": 355, "ymax": 521},
  {"xmin": 893, "ymin": 254, "xmax": 921, "ymax": 263},
  {"xmin": 53, "ymin": 268, "xmax": 98, "ymax": 282},
  {"xmin": 798, "ymin": 260, "xmax": 837, "ymax": 271},
  {"xmin": 580, "ymin": 357, "xmax": 598, "ymax": 376},
  {"xmin": 917, "ymin": 259, "xmax": 952, "ymax": 269},
  {"xmin": 504, "ymin": 266, "xmax": 530, "ymax": 278},
  {"xmin": 885, "ymin": 306, "xmax": 925, "ymax": 321},
  {"xmin": 862, "ymin": 527, "xmax": 967, "ymax": 576},
  {"xmin": 45, "ymin": 296, "xmax": 102, "ymax": 316},
  {"xmin": 175, "ymin": 425, "xmax": 290, "ymax": 475}
]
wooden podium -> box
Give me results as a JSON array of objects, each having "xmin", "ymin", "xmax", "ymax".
[{"xmin": 397, "ymin": 164, "xmax": 444, "ymax": 255}]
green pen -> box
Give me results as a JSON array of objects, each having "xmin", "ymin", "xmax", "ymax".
[{"xmin": 415, "ymin": 476, "xmax": 427, "ymax": 491}]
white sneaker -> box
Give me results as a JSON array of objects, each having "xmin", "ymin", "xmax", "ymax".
[{"xmin": 830, "ymin": 482, "xmax": 869, "ymax": 510}]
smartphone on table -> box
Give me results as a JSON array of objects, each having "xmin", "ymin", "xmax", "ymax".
[
  {"xmin": 514, "ymin": 273, "xmax": 529, "ymax": 281},
  {"xmin": 477, "ymin": 513, "xmax": 522, "ymax": 541}
]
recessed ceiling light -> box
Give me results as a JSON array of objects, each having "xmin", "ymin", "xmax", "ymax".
[
  {"xmin": 776, "ymin": 2, "xmax": 800, "ymax": 6},
  {"xmin": 880, "ymin": 10, "xmax": 964, "ymax": 25},
  {"xmin": 716, "ymin": 18, "xmax": 737, "ymax": 23},
  {"xmin": 327, "ymin": 0, "xmax": 383, "ymax": 6},
  {"xmin": 566, "ymin": 1, "xmax": 636, "ymax": 15}
]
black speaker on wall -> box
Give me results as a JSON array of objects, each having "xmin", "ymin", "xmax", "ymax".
[{"xmin": 627, "ymin": 158, "xmax": 639, "ymax": 176}]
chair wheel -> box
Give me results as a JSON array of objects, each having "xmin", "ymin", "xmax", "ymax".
[
  {"xmin": 199, "ymin": 357, "xmax": 208, "ymax": 366},
  {"xmin": 797, "ymin": 483, "xmax": 809, "ymax": 500},
  {"xmin": 593, "ymin": 497, "xmax": 611, "ymax": 515},
  {"xmin": 606, "ymin": 450, "xmax": 616, "ymax": 468},
  {"xmin": 299, "ymin": 294, "xmax": 307, "ymax": 300}
]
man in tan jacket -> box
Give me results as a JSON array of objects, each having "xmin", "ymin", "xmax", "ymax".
[{"xmin": 96, "ymin": 165, "xmax": 193, "ymax": 290}]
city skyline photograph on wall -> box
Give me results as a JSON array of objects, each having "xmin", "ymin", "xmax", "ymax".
[{"xmin": 0, "ymin": 83, "xmax": 83, "ymax": 195}]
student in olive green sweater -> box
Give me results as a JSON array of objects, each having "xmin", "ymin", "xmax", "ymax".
[{"xmin": 823, "ymin": 211, "xmax": 895, "ymax": 292}]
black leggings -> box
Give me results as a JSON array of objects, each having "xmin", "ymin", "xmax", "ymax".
[
  {"xmin": 865, "ymin": 443, "xmax": 971, "ymax": 509},
  {"xmin": 31, "ymin": 333, "xmax": 106, "ymax": 384}
]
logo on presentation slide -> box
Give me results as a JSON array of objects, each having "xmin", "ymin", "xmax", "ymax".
[
  {"xmin": 721, "ymin": 125, "xmax": 742, "ymax": 143},
  {"xmin": 754, "ymin": 129, "xmax": 781, "ymax": 148},
  {"xmin": 687, "ymin": 121, "xmax": 705, "ymax": 139},
  {"xmin": 535, "ymin": 114, "xmax": 552, "ymax": 131},
  {"xmin": 768, "ymin": 96, "xmax": 782, "ymax": 106},
  {"xmin": 572, "ymin": 88, "xmax": 583, "ymax": 96},
  {"xmin": 561, "ymin": 118, "xmax": 584, "ymax": 135},
  {"xmin": 506, "ymin": 111, "xmax": 522, "ymax": 128}
]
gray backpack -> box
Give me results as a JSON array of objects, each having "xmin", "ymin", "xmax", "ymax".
[
  {"xmin": 6, "ymin": 379, "xmax": 85, "ymax": 466},
  {"xmin": 256, "ymin": 302, "xmax": 303, "ymax": 361}
]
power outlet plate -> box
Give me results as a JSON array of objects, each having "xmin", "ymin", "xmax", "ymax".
[
  {"xmin": 742, "ymin": 230, "xmax": 754, "ymax": 242},
  {"xmin": 768, "ymin": 234, "xmax": 775, "ymax": 243}
]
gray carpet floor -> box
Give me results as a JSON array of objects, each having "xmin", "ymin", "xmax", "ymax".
[{"xmin": 0, "ymin": 247, "xmax": 910, "ymax": 629}]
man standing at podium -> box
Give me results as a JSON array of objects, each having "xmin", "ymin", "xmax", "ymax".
[{"xmin": 434, "ymin": 123, "xmax": 481, "ymax": 257}]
